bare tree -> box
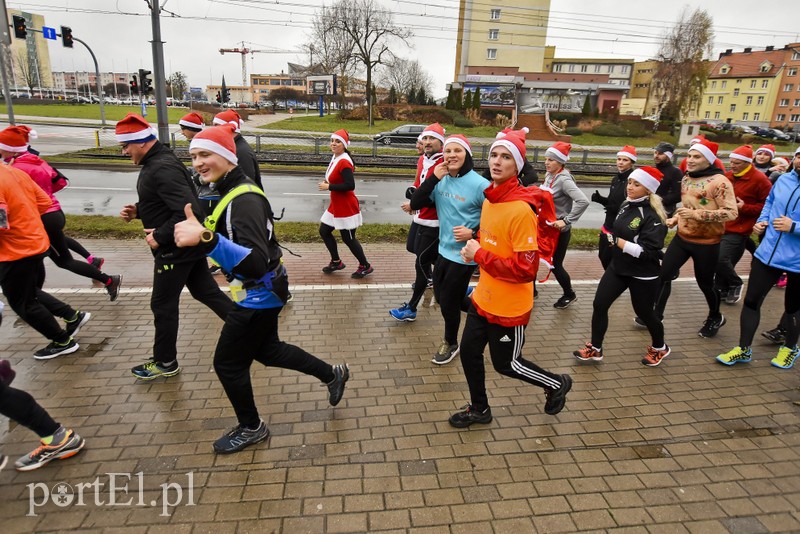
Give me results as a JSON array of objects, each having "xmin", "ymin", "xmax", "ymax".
[
  {"xmin": 15, "ymin": 49, "xmax": 38, "ymax": 95},
  {"xmin": 166, "ymin": 71, "xmax": 188, "ymax": 99},
  {"xmin": 377, "ymin": 58, "xmax": 432, "ymax": 102},
  {"xmin": 322, "ymin": 0, "xmax": 411, "ymax": 125},
  {"xmin": 304, "ymin": 5, "xmax": 359, "ymax": 109},
  {"xmin": 652, "ymin": 7, "xmax": 714, "ymax": 122}
]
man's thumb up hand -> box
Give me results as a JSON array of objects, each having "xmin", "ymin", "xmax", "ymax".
[{"xmin": 174, "ymin": 203, "xmax": 205, "ymax": 248}]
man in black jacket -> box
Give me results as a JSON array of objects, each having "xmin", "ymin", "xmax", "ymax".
[
  {"xmin": 116, "ymin": 114, "xmax": 233, "ymax": 380},
  {"xmin": 213, "ymin": 110, "xmax": 262, "ymax": 190},
  {"xmin": 653, "ymin": 142, "xmax": 682, "ymax": 217}
]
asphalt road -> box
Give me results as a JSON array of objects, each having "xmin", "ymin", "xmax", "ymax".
[{"xmin": 58, "ymin": 168, "xmax": 610, "ymax": 228}]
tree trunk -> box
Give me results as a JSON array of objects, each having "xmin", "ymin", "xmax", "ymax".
[{"xmin": 366, "ymin": 66, "xmax": 373, "ymax": 126}]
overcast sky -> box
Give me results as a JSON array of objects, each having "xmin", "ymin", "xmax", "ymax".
[{"xmin": 11, "ymin": 0, "xmax": 800, "ymax": 97}]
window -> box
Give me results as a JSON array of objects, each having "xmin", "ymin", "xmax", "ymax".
[
  {"xmin": 742, "ymin": 112, "xmax": 749, "ymax": 120},
  {"xmin": 790, "ymin": 68, "xmax": 798, "ymax": 76},
  {"xmin": 594, "ymin": 65, "xmax": 601, "ymax": 73},
  {"xmin": 490, "ymin": 8, "xmax": 500, "ymax": 20},
  {"xmin": 791, "ymin": 114, "xmax": 800, "ymax": 122},
  {"xmin": 718, "ymin": 96, "xmax": 724, "ymax": 104},
  {"xmin": 704, "ymin": 111, "xmax": 711, "ymax": 119},
  {"xmin": 757, "ymin": 96, "xmax": 764, "ymax": 105},
  {"xmin": 721, "ymin": 81, "xmax": 727, "ymax": 88},
  {"xmin": 795, "ymin": 99, "xmax": 800, "ymax": 106},
  {"xmin": 580, "ymin": 65, "xmax": 587, "ymax": 73},
  {"xmin": 714, "ymin": 112, "xmax": 721, "ymax": 119},
  {"xmin": 746, "ymin": 96, "xmax": 753, "ymax": 105},
  {"xmin": 568, "ymin": 64, "xmax": 575, "ymax": 72},
  {"xmin": 784, "ymin": 84, "xmax": 794, "ymax": 92},
  {"xmin": 487, "ymin": 48, "xmax": 497, "ymax": 60},
  {"xmin": 750, "ymin": 80, "xmax": 757, "ymax": 88},
  {"xmin": 754, "ymin": 112, "xmax": 760, "ymax": 120},
  {"xmin": 736, "ymin": 79, "xmax": 741, "ymax": 84},
  {"xmin": 760, "ymin": 63, "xmax": 771, "ymax": 72},
  {"xmin": 777, "ymin": 114, "xmax": 786, "ymax": 121},
  {"xmin": 720, "ymin": 67, "xmax": 729, "ymax": 74},
  {"xmin": 554, "ymin": 64, "xmax": 562, "ymax": 72},
  {"xmin": 711, "ymin": 81, "xmax": 717, "ymax": 89},
  {"xmin": 762, "ymin": 80, "xmax": 769, "ymax": 88},
  {"xmin": 733, "ymin": 89, "xmax": 739, "ymax": 96},
  {"xmin": 621, "ymin": 65, "xmax": 629, "ymax": 74},
  {"xmin": 779, "ymin": 99, "xmax": 789, "ymax": 106},
  {"xmin": 608, "ymin": 65, "xmax": 615, "ymax": 73},
  {"xmin": 708, "ymin": 96, "xmax": 713, "ymax": 104},
  {"xmin": 488, "ymin": 29, "xmax": 499, "ymax": 40},
  {"xmin": 730, "ymin": 104, "xmax": 736, "ymax": 112},
  {"xmin": 794, "ymin": 51, "xmax": 800, "ymax": 60}
]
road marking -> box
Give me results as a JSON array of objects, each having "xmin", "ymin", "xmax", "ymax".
[
  {"xmin": 67, "ymin": 186, "xmax": 133, "ymax": 191},
  {"xmin": 283, "ymin": 192, "xmax": 379, "ymax": 198}
]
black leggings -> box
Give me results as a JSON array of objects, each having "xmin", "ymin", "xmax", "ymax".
[
  {"xmin": 214, "ymin": 306, "xmax": 334, "ymax": 428},
  {"xmin": 433, "ymin": 256, "xmax": 474, "ymax": 345},
  {"xmin": 66, "ymin": 236, "xmax": 91, "ymax": 259},
  {"xmin": 592, "ymin": 265, "xmax": 664, "ymax": 349},
  {"xmin": 656, "ymin": 235, "xmax": 721, "ymax": 320},
  {"xmin": 552, "ymin": 229, "xmax": 573, "ymax": 294},
  {"xmin": 0, "ymin": 382, "xmax": 60, "ymax": 438},
  {"xmin": 408, "ymin": 224, "xmax": 439, "ymax": 311},
  {"xmin": 41, "ymin": 210, "xmax": 110, "ymax": 284},
  {"xmin": 739, "ymin": 258, "xmax": 800, "ymax": 348},
  {"xmin": 319, "ymin": 223, "xmax": 368, "ymax": 266}
]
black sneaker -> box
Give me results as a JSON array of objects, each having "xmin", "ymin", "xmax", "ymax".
[
  {"xmin": 33, "ymin": 338, "xmax": 79, "ymax": 360},
  {"xmin": 432, "ymin": 340, "xmax": 459, "ymax": 365},
  {"xmin": 351, "ymin": 264, "xmax": 374, "ymax": 279},
  {"xmin": 633, "ymin": 316, "xmax": 647, "ymax": 328},
  {"xmin": 725, "ymin": 285, "xmax": 743, "ymax": 305},
  {"xmin": 762, "ymin": 327, "xmax": 787, "ymax": 345},
  {"xmin": 326, "ymin": 364, "xmax": 349, "ymax": 406},
  {"xmin": 553, "ymin": 293, "xmax": 577, "ymax": 309},
  {"xmin": 65, "ymin": 311, "xmax": 91, "ymax": 338},
  {"xmin": 131, "ymin": 360, "xmax": 181, "ymax": 380},
  {"xmin": 213, "ymin": 420, "xmax": 269, "ymax": 454},
  {"xmin": 209, "ymin": 265, "xmax": 222, "ymax": 275},
  {"xmin": 106, "ymin": 274, "xmax": 122, "ymax": 302},
  {"xmin": 544, "ymin": 374, "xmax": 572, "ymax": 415},
  {"xmin": 449, "ymin": 405, "xmax": 492, "ymax": 428},
  {"xmin": 698, "ymin": 315, "xmax": 726, "ymax": 338},
  {"xmin": 89, "ymin": 256, "xmax": 105, "ymax": 269},
  {"xmin": 322, "ymin": 260, "xmax": 345, "ymax": 274}
]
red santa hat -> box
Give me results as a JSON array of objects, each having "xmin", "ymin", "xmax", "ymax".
[
  {"xmin": 444, "ymin": 134, "xmax": 472, "ymax": 156},
  {"xmin": 688, "ymin": 138, "xmax": 719, "ymax": 165},
  {"xmin": 545, "ymin": 141, "xmax": 571, "ymax": 164},
  {"xmin": 730, "ymin": 145, "xmax": 753, "ymax": 163},
  {"xmin": 617, "ymin": 145, "xmax": 637, "ymax": 162},
  {"xmin": 15, "ymin": 125, "xmax": 37, "ymax": 142},
  {"xmin": 629, "ymin": 166, "xmax": 663, "ymax": 194},
  {"xmin": 115, "ymin": 113, "xmax": 158, "ymax": 143},
  {"xmin": 0, "ymin": 126, "xmax": 33, "ymax": 152},
  {"xmin": 178, "ymin": 112, "xmax": 205, "ymax": 131},
  {"xmin": 212, "ymin": 109, "xmax": 243, "ymax": 132},
  {"xmin": 331, "ymin": 129, "xmax": 350, "ymax": 147},
  {"xmin": 490, "ymin": 127, "xmax": 529, "ymax": 173},
  {"xmin": 189, "ymin": 123, "xmax": 238, "ymax": 165},
  {"xmin": 420, "ymin": 122, "xmax": 446, "ymax": 144},
  {"xmin": 755, "ymin": 144, "xmax": 776, "ymax": 158},
  {"xmin": 690, "ymin": 133, "xmax": 706, "ymax": 145}
]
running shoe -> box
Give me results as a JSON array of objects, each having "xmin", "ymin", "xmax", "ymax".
[
  {"xmin": 771, "ymin": 346, "xmax": 799, "ymax": 369},
  {"xmin": 633, "ymin": 316, "xmax": 647, "ymax": 328},
  {"xmin": 715, "ymin": 346, "xmax": 752, "ymax": 366},
  {"xmin": 776, "ymin": 273, "xmax": 787, "ymax": 288},
  {"xmin": 574, "ymin": 343, "xmax": 603, "ymax": 362},
  {"xmin": 389, "ymin": 303, "xmax": 417, "ymax": 322},
  {"xmin": 106, "ymin": 274, "xmax": 122, "ymax": 302},
  {"xmin": 432, "ymin": 340, "xmax": 459, "ymax": 365},
  {"xmin": 14, "ymin": 429, "xmax": 85, "ymax": 471},
  {"xmin": 698, "ymin": 315, "xmax": 725, "ymax": 338},
  {"xmin": 553, "ymin": 292, "xmax": 577, "ymax": 309},
  {"xmin": 65, "ymin": 311, "xmax": 91, "ymax": 338},
  {"xmin": 466, "ymin": 286, "xmax": 475, "ymax": 299},
  {"xmin": 88, "ymin": 256, "xmax": 105, "ymax": 269},
  {"xmin": 544, "ymin": 374, "xmax": 572, "ymax": 415},
  {"xmin": 448, "ymin": 405, "xmax": 492, "ymax": 428},
  {"xmin": 351, "ymin": 264, "xmax": 374, "ymax": 279},
  {"xmin": 642, "ymin": 345, "xmax": 671, "ymax": 367},
  {"xmin": 326, "ymin": 364, "xmax": 349, "ymax": 406},
  {"xmin": 0, "ymin": 454, "xmax": 6, "ymax": 472},
  {"xmin": 761, "ymin": 326, "xmax": 786, "ymax": 345},
  {"xmin": 213, "ymin": 420, "xmax": 269, "ymax": 454},
  {"xmin": 33, "ymin": 338, "xmax": 78, "ymax": 360},
  {"xmin": 322, "ymin": 260, "xmax": 345, "ymax": 274},
  {"xmin": 131, "ymin": 360, "xmax": 181, "ymax": 380},
  {"xmin": 725, "ymin": 285, "xmax": 743, "ymax": 305}
]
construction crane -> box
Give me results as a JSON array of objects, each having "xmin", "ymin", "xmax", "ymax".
[{"xmin": 219, "ymin": 42, "xmax": 298, "ymax": 86}]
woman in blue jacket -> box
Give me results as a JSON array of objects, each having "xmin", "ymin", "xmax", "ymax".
[{"xmin": 716, "ymin": 147, "xmax": 800, "ymax": 369}]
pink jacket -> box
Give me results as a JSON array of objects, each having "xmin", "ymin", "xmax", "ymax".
[{"xmin": 7, "ymin": 152, "xmax": 61, "ymax": 213}]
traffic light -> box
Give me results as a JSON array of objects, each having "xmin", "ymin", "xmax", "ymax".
[
  {"xmin": 12, "ymin": 15, "xmax": 26, "ymax": 39},
  {"xmin": 215, "ymin": 91, "xmax": 221, "ymax": 103},
  {"xmin": 139, "ymin": 69, "xmax": 153, "ymax": 94},
  {"xmin": 223, "ymin": 88, "xmax": 231, "ymax": 103},
  {"xmin": 130, "ymin": 75, "xmax": 139, "ymax": 96},
  {"xmin": 60, "ymin": 26, "xmax": 73, "ymax": 48}
]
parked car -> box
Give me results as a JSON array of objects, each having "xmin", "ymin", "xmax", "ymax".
[
  {"xmin": 769, "ymin": 128, "xmax": 792, "ymax": 141},
  {"xmin": 735, "ymin": 125, "xmax": 756, "ymax": 135},
  {"xmin": 754, "ymin": 127, "xmax": 790, "ymax": 140},
  {"xmin": 373, "ymin": 124, "xmax": 427, "ymax": 145}
]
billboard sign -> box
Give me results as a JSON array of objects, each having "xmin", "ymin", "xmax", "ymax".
[
  {"xmin": 463, "ymin": 84, "xmax": 516, "ymax": 107},
  {"xmin": 307, "ymin": 75, "xmax": 336, "ymax": 95}
]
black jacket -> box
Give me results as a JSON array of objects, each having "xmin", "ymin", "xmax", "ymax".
[
  {"xmin": 202, "ymin": 166, "xmax": 282, "ymax": 280},
  {"xmin": 595, "ymin": 167, "xmax": 633, "ymax": 230},
  {"xmin": 235, "ymin": 134, "xmax": 262, "ymax": 190},
  {"xmin": 609, "ymin": 198, "xmax": 666, "ymax": 278},
  {"xmin": 135, "ymin": 141, "xmax": 206, "ymax": 264},
  {"xmin": 655, "ymin": 160, "xmax": 682, "ymax": 216}
]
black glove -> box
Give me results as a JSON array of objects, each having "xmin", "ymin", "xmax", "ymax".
[
  {"xmin": 405, "ymin": 186, "xmax": 416, "ymax": 200},
  {"xmin": 591, "ymin": 190, "xmax": 603, "ymax": 203},
  {"xmin": 604, "ymin": 232, "xmax": 617, "ymax": 248}
]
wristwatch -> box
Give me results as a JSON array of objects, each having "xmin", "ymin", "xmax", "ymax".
[{"xmin": 199, "ymin": 229, "xmax": 215, "ymax": 244}]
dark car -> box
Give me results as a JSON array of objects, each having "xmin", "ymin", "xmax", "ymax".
[
  {"xmin": 373, "ymin": 124, "xmax": 426, "ymax": 145},
  {"xmin": 754, "ymin": 127, "xmax": 790, "ymax": 140}
]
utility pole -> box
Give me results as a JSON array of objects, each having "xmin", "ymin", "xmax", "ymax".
[
  {"xmin": 0, "ymin": 0, "xmax": 16, "ymax": 123},
  {"xmin": 148, "ymin": 0, "xmax": 169, "ymax": 144}
]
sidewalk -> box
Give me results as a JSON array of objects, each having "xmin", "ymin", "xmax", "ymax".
[{"xmin": 1, "ymin": 240, "xmax": 798, "ymax": 533}]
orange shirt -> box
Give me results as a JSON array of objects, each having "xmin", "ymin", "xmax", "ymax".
[
  {"xmin": 0, "ymin": 165, "xmax": 52, "ymax": 261},
  {"xmin": 473, "ymin": 199, "xmax": 538, "ymax": 318}
]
